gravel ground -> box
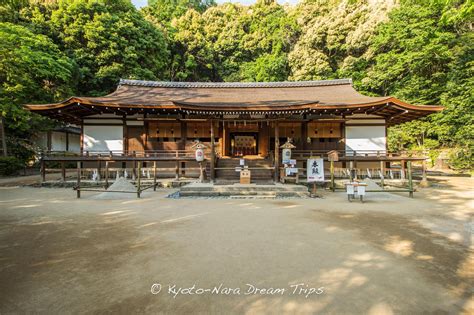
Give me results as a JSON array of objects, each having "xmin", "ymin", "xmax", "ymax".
[{"xmin": 0, "ymin": 176, "xmax": 472, "ymax": 314}]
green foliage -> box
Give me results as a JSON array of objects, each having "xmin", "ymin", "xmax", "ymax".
[
  {"xmin": 0, "ymin": 156, "xmax": 24, "ymax": 175},
  {"xmin": 448, "ymin": 146, "xmax": 473, "ymax": 170},
  {"xmin": 23, "ymin": 0, "xmax": 170, "ymax": 95},
  {"xmin": 288, "ymin": 0, "xmax": 396, "ymax": 81},
  {"xmin": 0, "ymin": 0, "xmax": 471, "ymax": 170},
  {"xmin": 145, "ymin": 0, "xmax": 215, "ymax": 27},
  {"xmin": 365, "ymin": 0, "xmax": 473, "ymax": 169},
  {"xmin": 0, "ymin": 22, "xmax": 73, "ymax": 133},
  {"xmin": 166, "ymin": 1, "xmax": 298, "ymax": 82}
]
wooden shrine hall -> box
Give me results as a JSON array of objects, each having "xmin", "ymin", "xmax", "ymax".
[{"xmin": 25, "ymin": 78, "xmax": 443, "ymax": 182}]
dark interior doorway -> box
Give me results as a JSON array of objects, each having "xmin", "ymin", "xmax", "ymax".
[{"xmin": 230, "ymin": 132, "xmax": 258, "ymax": 157}]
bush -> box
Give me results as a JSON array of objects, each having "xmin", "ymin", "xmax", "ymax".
[
  {"xmin": 448, "ymin": 147, "xmax": 474, "ymax": 171},
  {"xmin": 0, "ymin": 156, "xmax": 24, "ymax": 176}
]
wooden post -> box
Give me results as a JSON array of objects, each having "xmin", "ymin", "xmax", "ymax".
[
  {"xmin": 132, "ymin": 152, "xmax": 136, "ymax": 180},
  {"xmin": 330, "ymin": 160, "xmax": 335, "ymax": 192},
  {"xmin": 105, "ymin": 161, "xmax": 109, "ymax": 189},
  {"xmin": 274, "ymin": 121, "xmax": 280, "ymax": 182},
  {"xmin": 199, "ymin": 162, "xmax": 204, "ymax": 183},
  {"xmin": 65, "ymin": 131, "xmax": 69, "ymax": 152},
  {"xmin": 353, "ymin": 155, "xmax": 357, "ymax": 180},
  {"xmin": 302, "ymin": 121, "xmax": 308, "ymax": 150},
  {"xmin": 137, "ymin": 161, "xmax": 141, "ymax": 198},
  {"xmin": 420, "ymin": 159, "xmax": 429, "ymax": 187},
  {"xmin": 61, "ymin": 161, "xmax": 66, "ymax": 182},
  {"xmin": 210, "ymin": 120, "xmax": 215, "ymax": 181},
  {"xmin": 76, "ymin": 161, "xmax": 81, "ymax": 198},
  {"xmin": 97, "ymin": 160, "xmax": 101, "ymax": 181},
  {"xmin": 380, "ymin": 160, "xmax": 385, "ymax": 189},
  {"xmin": 80, "ymin": 120, "xmax": 84, "ymax": 155},
  {"xmin": 222, "ymin": 121, "xmax": 227, "ymax": 157},
  {"xmin": 40, "ymin": 158, "xmax": 46, "ymax": 184},
  {"xmin": 407, "ymin": 161, "xmax": 413, "ymax": 198},
  {"xmin": 123, "ymin": 115, "xmax": 128, "ymax": 155},
  {"xmin": 175, "ymin": 151, "xmax": 179, "ymax": 180},
  {"xmin": 47, "ymin": 130, "xmax": 52, "ymax": 152},
  {"xmin": 349, "ymin": 161, "xmax": 353, "ymax": 182},
  {"xmin": 153, "ymin": 161, "xmax": 157, "ymax": 191},
  {"xmin": 401, "ymin": 159, "xmax": 406, "ymax": 179},
  {"xmin": 180, "ymin": 120, "xmax": 187, "ymax": 150}
]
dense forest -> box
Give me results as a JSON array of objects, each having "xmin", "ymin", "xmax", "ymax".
[{"xmin": 0, "ymin": 0, "xmax": 472, "ymax": 170}]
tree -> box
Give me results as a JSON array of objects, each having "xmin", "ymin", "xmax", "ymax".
[
  {"xmin": 288, "ymin": 0, "xmax": 396, "ymax": 82},
  {"xmin": 0, "ymin": 22, "xmax": 74, "ymax": 161},
  {"xmin": 364, "ymin": 0, "xmax": 473, "ymax": 168},
  {"xmin": 145, "ymin": 0, "xmax": 215, "ymax": 27},
  {"xmin": 236, "ymin": 0, "xmax": 298, "ymax": 82},
  {"xmin": 168, "ymin": 0, "xmax": 298, "ymax": 82},
  {"xmin": 0, "ymin": 22, "xmax": 73, "ymax": 131},
  {"xmin": 24, "ymin": 0, "xmax": 170, "ymax": 95}
]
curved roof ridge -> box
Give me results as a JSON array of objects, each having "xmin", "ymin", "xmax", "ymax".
[{"xmin": 118, "ymin": 78, "xmax": 353, "ymax": 88}]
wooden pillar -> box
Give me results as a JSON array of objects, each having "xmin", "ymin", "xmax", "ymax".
[
  {"xmin": 380, "ymin": 160, "xmax": 385, "ymax": 189},
  {"xmin": 349, "ymin": 161, "xmax": 354, "ymax": 182},
  {"xmin": 80, "ymin": 120, "xmax": 84, "ymax": 155},
  {"xmin": 175, "ymin": 151, "xmax": 179, "ymax": 180},
  {"xmin": 97, "ymin": 160, "xmax": 101, "ymax": 181},
  {"xmin": 210, "ymin": 120, "xmax": 215, "ymax": 181},
  {"xmin": 274, "ymin": 121, "xmax": 280, "ymax": 181},
  {"xmin": 132, "ymin": 154, "xmax": 137, "ymax": 180},
  {"xmin": 407, "ymin": 161, "xmax": 413, "ymax": 197},
  {"xmin": 199, "ymin": 162, "xmax": 204, "ymax": 183},
  {"xmin": 302, "ymin": 121, "xmax": 308, "ymax": 150},
  {"xmin": 180, "ymin": 121, "xmax": 187, "ymax": 150},
  {"xmin": 330, "ymin": 160, "xmax": 335, "ymax": 192},
  {"xmin": 61, "ymin": 162, "xmax": 66, "ymax": 182},
  {"xmin": 353, "ymin": 154, "xmax": 357, "ymax": 180},
  {"xmin": 401, "ymin": 159, "xmax": 406, "ymax": 179},
  {"xmin": 123, "ymin": 115, "xmax": 128, "ymax": 155},
  {"xmin": 65, "ymin": 131, "xmax": 69, "ymax": 152},
  {"xmin": 105, "ymin": 161, "xmax": 109, "ymax": 188},
  {"xmin": 40, "ymin": 158, "xmax": 46, "ymax": 184},
  {"xmin": 222, "ymin": 121, "xmax": 226, "ymax": 157},
  {"xmin": 137, "ymin": 161, "xmax": 141, "ymax": 198},
  {"xmin": 76, "ymin": 161, "xmax": 81, "ymax": 198},
  {"xmin": 47, "ymin": 130, "xmax": 52, "ymax": 152},
  {"xmin": 153, "ymin": 161, "xmax": 157, "ymax": 191}
]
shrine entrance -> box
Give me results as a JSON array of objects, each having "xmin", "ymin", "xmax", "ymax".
[{"xmin": 230, "ymin": 132, "xmax": 258, "ymax": 157}]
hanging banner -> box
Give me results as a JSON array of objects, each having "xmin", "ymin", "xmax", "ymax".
[{"xmin": 307, "ymin": 158, "xmax": 324, "ymax": 182}]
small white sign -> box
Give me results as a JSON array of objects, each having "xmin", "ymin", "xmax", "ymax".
[
  {"xmin": 289, "ymin": 159, "xmax": 297, "ymax": 165},
  {"xmin": 240, "ymin": 159, "xmax": 245, "ymax": 166},
  {"xmin": 286, "ymin": 167, "xmax": 298, "ymax": 175},
  {"xmin": 307, "ymin": 158, "xmax": 324, "ymax": 182}
]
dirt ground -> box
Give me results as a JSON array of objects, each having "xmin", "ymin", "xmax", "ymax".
[{"xmin": 0, "ymin": 176, "xmax": 472, "ymax": 314}]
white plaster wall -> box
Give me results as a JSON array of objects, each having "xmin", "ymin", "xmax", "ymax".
[
  {"xmin": 51, "ymin": 131, "xmax": 67, "ymax": 151},
  {"xmin": 68, "ymin": 134, "xmax": 81, "ymax": 152},
  {"xmin": 345, "ymin": 126, "xmax": 386, "ymax": 154},
  {"xmin": 84, "ymin": 125, "xmax": 123, "ymax": 153}
]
